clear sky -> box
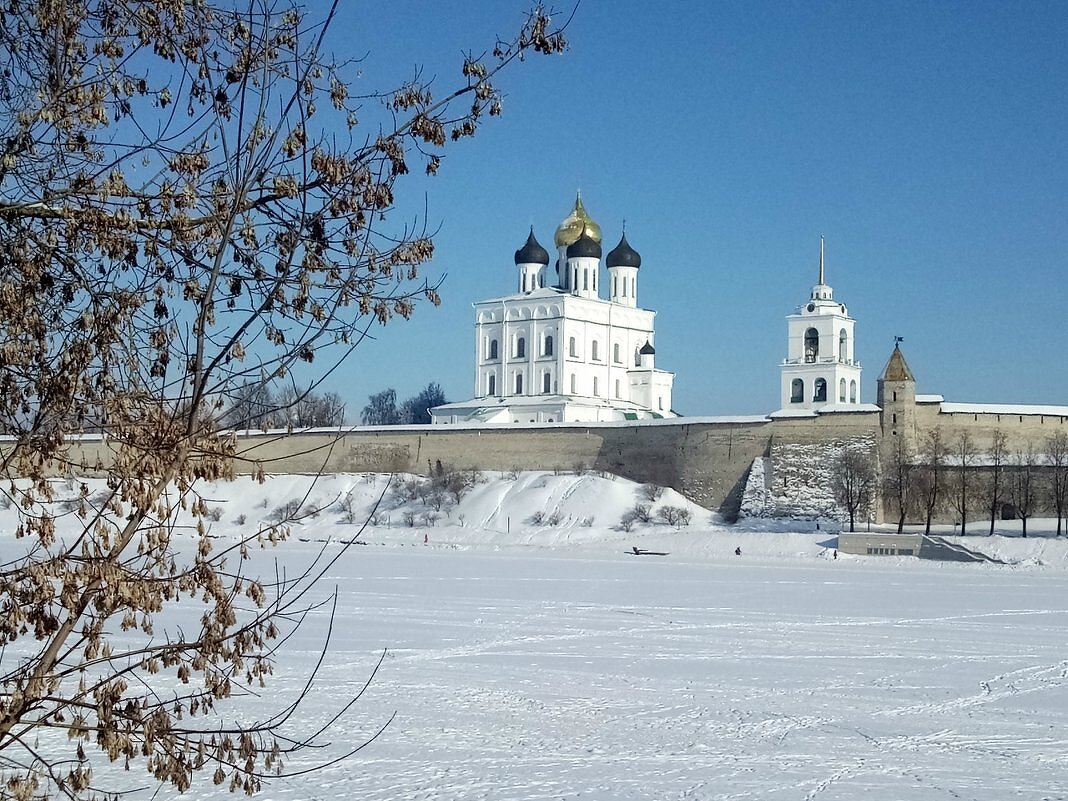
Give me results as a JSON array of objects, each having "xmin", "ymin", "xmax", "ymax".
[{"xmin": 317, "ymin": 0, "xmax": 1067, "ymax": 418}]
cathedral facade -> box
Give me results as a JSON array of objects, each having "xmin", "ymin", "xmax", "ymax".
[{"xmin": 431, "ymin": 196, "xmax": 675, "ymax": 424}]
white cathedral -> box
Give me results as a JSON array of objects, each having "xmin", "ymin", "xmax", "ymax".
[{"xmin": 430, "ymin": 196, "xmax": 676, "ymax": 424}]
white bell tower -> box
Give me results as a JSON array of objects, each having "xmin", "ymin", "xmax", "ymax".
[{"xmin": 779, "ymin": 237, "xmax": 862, "ymax": 410}]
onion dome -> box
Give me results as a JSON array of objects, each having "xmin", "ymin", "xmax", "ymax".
[
  {"xmin": 606, "ymin": 233, "xmax": 641, "ymax": 269},
  {"xmin": 514, "ymin": 227, "xmax": 549, "ymax": 265},
  {"xmin": 554, "ymin": 194, "xmax": 602, "ymax": 248},
  {"xmin": 639, "ymin": 341, "xmax": 656, "ymax": 355},
  {"xmin": 566, "ymin": 226, "xmax": 602, "ymax": 259}
]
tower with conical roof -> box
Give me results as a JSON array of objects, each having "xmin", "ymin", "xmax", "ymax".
[
  {"xmin": 779, "ymin": 237, "xmax": 862, "ymax": 410},
  {"xmin": 877, "ymin": 343, "xmax": 917, "ymax": 441}
]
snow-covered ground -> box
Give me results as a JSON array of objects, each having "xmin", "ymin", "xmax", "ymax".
[{"xmin": 5, "ymin": 471, "xmax": 1068, "ymax": 799}]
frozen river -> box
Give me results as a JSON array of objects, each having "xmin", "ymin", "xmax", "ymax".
[{"xmin": 234, "ymin": 546, "xmax": 1068, "ymax": 801}]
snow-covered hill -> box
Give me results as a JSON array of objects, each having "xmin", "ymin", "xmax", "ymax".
[{"xmin": 9, "ymin": 469, "xmax": 1067, "ymax": 569}]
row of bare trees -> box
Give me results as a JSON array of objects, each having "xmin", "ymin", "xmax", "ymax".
[{"xmin": 867, "ymin": 430, "xmax": 1068, "ymax": 536}]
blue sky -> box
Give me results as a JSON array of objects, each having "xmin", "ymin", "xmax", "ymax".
[{"xmin": 316, "ymin": 1, "xmax": 1067, "ymax": 417}]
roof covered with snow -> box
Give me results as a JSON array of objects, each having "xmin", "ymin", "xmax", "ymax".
[{"xmin": 939, "ymin": 401, "xmax": 1068, "ymax": 417}]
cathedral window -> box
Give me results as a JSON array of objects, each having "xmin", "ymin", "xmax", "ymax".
[
  {"xmin": 839, "ymin": 328, "xmax": 848, "ymax": 362},
  {"xmin": 516, "ymin": 336, "xmax": 526, "ymax": 358},
  {"xmin": 488, "ymin": 374, "xmax": 496, "ymax": 396},
  {"xmin": 615, "ymin": 379, "xmax": 620, "ymax": 398},
  {"xmin": 570, "ymin": 374, "xmax": 576, "ymax": 394},
  {"xmin": 544, "ymin": 335, "xmax": 553, "ymax": 356},
  {"xmin": 804, "ymin": 328, "xmax": 819, "ymax": 363},
  {"xmin": 569, "ymin": 337, "xmax": 577, "ymax": 358},
  {"xmin": 593, "ymin": 377, "xmax": 599, "ymax": 397},
  {"xmin": 839, "ymin": 378, "xmax": 847, "ymax": 402},
  {"xmin": 790, "ymin": 379, "xmax": 804, "ymax": 403},
  {"xmin": 634, "ymin": 348, "xmax": 641, "ymax": 367},
  {"xmin": 850, "ymin": 380, "xmax": 857, "ymax": 403},
  {"xmin": 489, "ymin": 339, "xmax": 498, "ymax": 360},
  {"xmin": 583, "ymin": 269, "xmax": 588, "ymax": 290},
  {"xmin": 515, "ymin": 373, "xmax": 523, "ymax": 394},
  {"xmin": 631, "ymin": 277, "xmax": 636, "ymax": 297},
  {"xmin": 613, "ymin": 343, "xmax": 621, "ymax": 363},
  {"xmin": 591, "ymin": 341, "xmax": 599, "ymax": 361},
  {"xmin": 814, "ymin": 378, "xmax": 827, "ymax": 402},
  {"xmin": 543, "ymin": 372, "xmax": 551, "ymax": 393}
]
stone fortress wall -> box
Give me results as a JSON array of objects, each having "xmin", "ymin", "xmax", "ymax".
[{"xmin": 56, "ymin": 388, "xmax": 1066, "ymax": 524}]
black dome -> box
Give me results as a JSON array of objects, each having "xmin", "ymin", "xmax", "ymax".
[
  {"xmin": 514, "ymin": 228, "xmax": 549, "ymax": 265},
  {"xmin": 639, "ymin": 341, "xmax": 656, "ymax": 355},
  {"xmin": 606, "ymin": 234, "xmax": 641, "ymax": 269},
  {"xmin": 566, "ymin": 226, "xmax": 602, "ymax": 260}
]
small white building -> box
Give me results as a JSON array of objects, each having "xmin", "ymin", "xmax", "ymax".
[
  {"xmin": 431, "ymin": 196, "xmax": 676, "ymax": 425},
  {"xmin": 778, "ymin": 237, "xmax": 863, "ymax": 411}
]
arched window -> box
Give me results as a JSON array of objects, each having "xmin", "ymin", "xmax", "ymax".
[
  {"xmin": 839, "ymin": 378, "xmax": 847, "ymax": 402},
  {"xmin": 814, "ymin": 378, "xmax": 827, "ymax": 402},
  {"xmin": 615, "ymin": 379, "xmax": 621, "ymax": 398},
  {"xmin": 543, "ymin": 372, "xmax": 551, "ymax": 393},
  {"xmin": 612, "ymin": 276, "xmax": 617, "ymax": 296},
  {"xmin": 613, "ymin": 343, "xmax": 621, "ymax": 363},
  {"xmin": 515, "ymin": 373, "xmax": 523, "ymax": 394},
  {"xmin": 570, "ymin": 374, "xmax": 576, "ymax": 394},
  {"xmin": 839, "ymin": 328, "xmax": 848, "ymax": 362},
  {"xmin": 790, "ymin": 379, "xmax": 804, "ymax": 403},
  {"xmin": 591, "ymin": 340, "xmax": 599, "ymax": 361},
  {"xmin": 850, "ymin": 380, "xmax": 857, "ymax": 403},
  {"xmin": 630, "ymin": 277, "xmax": 635, "ymax": 297},
  {"xmin": 569, "ymin": 337, "xmax": 577, "ymax": 357},
  {"xmin": 634, "ymin": 348, "xmax": 641, "ymax": 367},
  {"xmin": 804, "ymin": 328, "xmax": 819, "ymax": 363},
  {"xmin": 488, "ymin": 374, "xmax": 496, "ymax": 396},
  {"xmin": 593, "ymin": 377, "xmax": 599, "ymax": 397},
  {"xmin": 489, "ymin": 339, "xmax": 498, "ymax": 360},
  {"xmin": 516, "ymin": 336, "xmax": 526, "ymax": 358},
  {"xmin": 544, "ymin": 335, "xmax": 553, "ymax": 356}
]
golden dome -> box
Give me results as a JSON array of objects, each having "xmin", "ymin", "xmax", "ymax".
[{"xmin": 554, "ymin": 194, "xmax": 602, "ymax": 248}]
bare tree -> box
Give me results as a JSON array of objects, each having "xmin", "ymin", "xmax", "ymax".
[
  {"xmin": 984, "ymin": 429, "xmax": 1009, "ymax": 536},
  {"xmin": 914, "ymin": 428, "xmax": 947, "ymax": 535},
  {"xmin": 1046, "ymin": 432, "xmax": 1068, "ymax": 536},
  {"xmin": 1007, "ymin": 443, "xmax": 1039, "ymax": 538},
  {"xmin": 949, "ymin": 431, "xmax": 978, "ymax": 535},
  {"xmin": 883, "ymin": 435, "xmax": 915, "ymax": 534},
  {"xmin": 0, "ymin": 2, "xmax": 567, "ymax": 799},
  {"xmin": 831, "ymin": 445, "xmax": 876, "ymax": 532},
  {"xmin": 361, "ymin": 388, "xmax": 401, "ymax": 426}
]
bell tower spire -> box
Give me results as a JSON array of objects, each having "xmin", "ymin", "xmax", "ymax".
[{"xmin": 818, "ymin": 234, "xmax": 825, "ymax": 286}]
